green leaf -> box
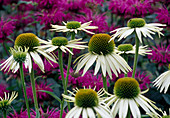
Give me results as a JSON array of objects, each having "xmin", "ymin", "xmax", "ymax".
[
  {"xmin": 39, "ymin": 90, "xmax": 62, "ymax": 103},
  {"xmin": 35, "ymin": 109, "xmax": 40, "ymax": 118}
]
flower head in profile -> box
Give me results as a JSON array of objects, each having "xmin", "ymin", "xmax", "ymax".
[
  {"xmin": 0, "ymin": 46, "xmax": 29, "ymax": 73},
  {"xmin": 62, "ymin": 87, "xmax": 112, "ymax": 118},
  {"xmin": 110, "ymin": 18, "xmax": 166, "ymax": 43},
  {"xmin": 115, "ymin": 44, "xmax": 152, "ymax": 56},
  {"xmin": 0, "ymin": 91, "xmax": 18, "ymax": 111},
  {"xmin": 3, "ymin": 33, "xmax": 56, "ymax": 73},
  {"xmin": 74, "ymin": 33, "xmax": 131, "ymax": 79},
  {"xmin": 50, "ymin": 21, "xmax": 98, "ymax": 34},
  {"xmin": 153, "ymin": 64, "xmax": 170, "ymax": 94},
  {"xmin": 38, "ymin": 37, "xmax": 88, "ymax": 55},
  {"xmin": 104, "ymin": 77, "xmax": 159, "ymax": 118}
]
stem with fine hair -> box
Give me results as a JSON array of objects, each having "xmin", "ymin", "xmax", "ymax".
[
  {"xmin": 132, "ymin": 33, "xmax": 139, "ymax": 78},
  {"xmin": 19, "ymin": 62, "xmax": 31, "ymax": 118},
  {"xmin": 30, "ymin": 65, "xmax": 39, "ymax": 110},
  {"xmin": 58, "ymin": 49, "xmax": 68, "ymax": 118}
]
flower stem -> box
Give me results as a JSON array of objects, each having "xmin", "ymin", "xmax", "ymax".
[
  {"xmin": 65, "ymin": 33, "xmax": 75, "ymax": 110},
  {"xmin": 123, "ymin": 54, "xmax": 128, "ymax": 77},
  {"xmin": 59, "ymin": 99, "xmax": 64, "ymax": 118},
  {"xmin": 19, "ymin": 62, "xmax": 31, "ymax": 118},
  {"xmin": 126, "ymin": 109, "xmax": 131, "ymax": 118},
  {"xmin": 132, "ymin": 33, "xmax": 139, "ymax": 78},
  {"xmin": 3, "ymin": 110, "xmax": 7, "ymax": 118},
  {"xmin": 58, "ymin": 49, "xmax": 68, "ymax": 118},
  {"xmin": 102, "ymin": 75, "xmax": 108, "ymax": 92},
  {"xmin": 30, "ymin": 66, "xmax": 39, "ymax": 110}
]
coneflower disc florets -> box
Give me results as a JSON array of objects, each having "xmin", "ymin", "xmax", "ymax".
[
  {"xmin": 118, "ymin": 44, "xmax": 133, "ymax": 52},
  {"xmin": 114, "ymin": 77, "xmax": 140, "ymax": 99},
  {"xmin": 66, "ymin": 21, "xmax": 81, "ymax": 29},
  {"xmin": 15, "ymin": 33, "xmax": 40, "ymax": 52},
  {"xmin": 75, "ymin": 89, "xmax": 99, "ymax": 108},
  {"xmin": 88, "ymin": 34, "xmax": 115, "ymax": 55},
  {"xmin": 52, "ymin": 37, "xmax": 68, "ymax": 46},
  {"xmin": 127, "ymin": 18, "xmax": 146, "ymax": 28}
]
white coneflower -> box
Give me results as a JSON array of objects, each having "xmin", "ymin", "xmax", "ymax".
[
  {"xmin": 104, "ymin": 77, "xmax": 159, "ymax": 118},
  {"xmin": 0, "ymin": 33, "xmax": 57, "ymax": 73},
  {"xmin": 0, "ymin": 91, "xmax": 18, "ymax": 111},
  {"xmin": 62, "ymin": 87, "xmax": 112, "ymax": 118},
  {"xmin": 110, "ymin": 18, "xmax": 166, "ymax": 43},
  {"xmin": 115, "ymin": 44, "xmax": 152, "ymax": 56},
  {"xmin": 50, "ymin": 21, "xmax": 98, "ymax": 34},
  {"xmin": 153, "ymin": 64, "xmax": 170, "ymax": 94},
  {"xmin": 37, "ymin": 37, "xmax": 88, "ymax": 55},
  {"xmin": 74, "ymin": 33, "xmax": 131, "ymax": 79}
]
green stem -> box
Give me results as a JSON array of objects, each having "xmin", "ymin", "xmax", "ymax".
[
  {"xmin": 132, "ymin": 33, "xmax": 139, "ymax": 78},
  {"xmin": 123, "ymin": 54, "xmax": 128, "ymax": 77},
  {"xmin": 58, "ymin": 49, "xmax": 68, "ymax": 118},
  {"xmin": 59, "ymin": 99, "xmax": 64, "ymax": 118},
  {"xmin": 102, "ymin": 75, "xmax": 108, "ymax": 92},
  {"xmin": 3, "ymin": 110, "xmax": 7, "ymax": 118},
  {"xmin": 30, "ymin": 66, "xmax": 39, "ymax": 110},
  {"xmin": 19, "ymin": 63, "xmax": 31, "ymax": 118},
  {"xmin": 65, "ymin": 33, "xmax": 75, "ymax": 110},
  {"xmin": 126, "ymin": 109, "xmax": 131, "ymax": 118}
]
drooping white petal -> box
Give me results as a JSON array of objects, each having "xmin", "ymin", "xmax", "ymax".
[
  {"xmin": 129, "ymin": 99, "xmax": 141, "ymax": 118},
  {"xmin": 87, "ymin": 108, "xmax": 95, "ymax": 118},
  {"xmin": 82, "ymin": 108, "xmax": 88, "ymax": 118}
]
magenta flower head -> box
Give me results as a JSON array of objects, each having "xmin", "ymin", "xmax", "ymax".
[
  {"xmin": 148, "ymin": 44, "xmax": 170, "ymax": 66},
  {"xmin": 58, "ymin": 67, "xmax": 109, "ymax": 91},
  {"xmin": 26, "ymin": 82, "xmax": 53, "ymax": 103},
  {"xmin": 0, "ymin": 18, "xmax": 15, "ymax": 43},
  {"xmin": 111, "ymin": 70, "xmax": 151, "ymax": 90},
  {"xmin": 156, "ymin": 6, "xmax": 170, "ymax": 25},
  {"xmin": 31, "ymin": 107, "xmax": 66, "ymax": 118}
]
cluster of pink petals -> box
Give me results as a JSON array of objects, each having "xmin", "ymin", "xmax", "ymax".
[
  {"xmin": 0, "ymin": 18, "xmax": 15, "ymax": 43},
  {"xmin": 156, "ymin": 6, "xmax": 170, "ymax": 25},
  {"xmin": 148, "ymin": 44, "xmax": 170, "ymax": 66},
  {"xmin": 111, "ymin": 70, "xmax": 151, "ymax": 90},
  {"xmin": 7, "ymin": 107, "xmax": 66, "ymax": 118},
  {"xmin": 108, "ymin": 0, "xmax": 153, "ymax": 18},
  {"xmin": 58, "ymin": 68, "xmax": 110, "ymax": 91},
  {"xmin": 26, "ymin": 82, "xmax": 53, "ymax": 102}
]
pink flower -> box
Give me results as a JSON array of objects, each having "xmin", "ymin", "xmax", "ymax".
[
  {"xmin": 108, "ymin": 0, "xmax": 153, "ymax": 18},
  {"xmin": 148, "ymin": 44, "xmax": 170, "ymax": 66},
  {"xmin": 31, "ymin": 107, "xmax": 66, "ymax": 118},
  {"xmin": 26, "ymin": 82, "xmax": 53, "ymax": 103},
  {"xmin": 7, "ymin": 108, "xmax": 32, "ymax": 118},
  {"xmin": 156, "ymin": 6, "xmax": 170, "ymax": 25},
  {"xmin": 0, "ymin": 18, "xmax": 15, "ymax": 43},
  {"xmin": 111, "ymin": 70, "xmax": 151, "ymax": 90},
  {"xmin": 33, "ymin": 58, "xmax": 59, "ymax": 77},
  {"xmin": 58, "ymin": 68, "xmax": 110, "ymax": 91}
]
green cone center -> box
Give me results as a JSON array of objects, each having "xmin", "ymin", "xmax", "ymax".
[
  {"xmin": 52, "ymin": 37, "xmax": 68, "ymax": 46},
  {"xmin": 114, "ymin": 77, "xmax": 140, "ymax": 99},
  {"xmin": 127, "ymin": 18, "xmax": 146, "ymax": 28},
  {"xmin": 75, "ymin": 89, "xmax": 99, "ymax": 108},
  {"xmin": 66, "ymin": 21, "xmax": 81, "ymax": 29},
  {"xmin": 118, "ymin": 44, "xmax": 133, "ymax": 52},
  {"xmin": 13, "ymin": 51, "xmax": 27, "ymax": 63},
  {"xmin": 88, "ymin": 34, "xmax": 115, "ymax": 55},
  {"xmin": 15, "ymin": 33, "xmax": 40, "ymax": 52}
]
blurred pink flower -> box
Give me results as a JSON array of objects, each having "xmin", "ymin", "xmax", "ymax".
[
  {"xmin": 108, "ymin": 0, "xmax": 153, "ymax": 18},
  {"xmin": 31, "ymin": 107, "xmax": 66, "ymax": 118},
  {"xmin": 26, "ymin": 82, "xmax": 53, "ymax": 103},
  {"xmin": 156, "ymin": 6, "xmax": 170, "ymax": 25},
  {"xmin": 58, "ymin": 67, "xmax": 110, "ymax": 91},
  {"xmin": 7, "ymin": 108, "xmax": 32, "ymax": 118},
  {"xmin": 0, "ymin": 82, "xmax": 9, "ymax": 98},
  {"xmin": 0, "ymin": 18, "xmax": 15, "ymax": 43},
  {"xmin": 148, "ymin": 44, "xmax": 170, "ymax": 66}
]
